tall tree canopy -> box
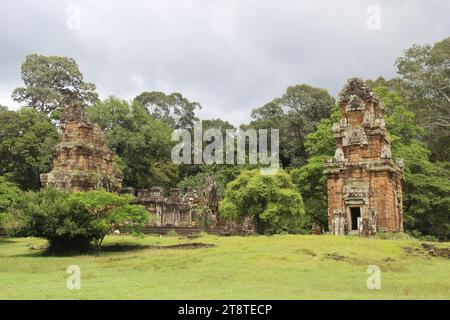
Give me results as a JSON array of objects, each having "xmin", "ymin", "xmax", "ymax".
[
  {"xmin": 87, "ymin": 97, "xmax": 177, "ymax": 189},
  {"xmin": 374, "ymin": 87, "xmax": 450, "ymax": 240},
  {"xmin": 134, "ymin": 91, "xmax": 201, "ymax": 129},
  {"xmin": 0, "ymin": 107, "xmax": 59, "ymax": 190},
  {"xmin": 395, "ymin": 37, "xmax": 449, "ymax": 161},
  {"xmin": 12, "ymin": 54, "xmax": 99, "ymax": 116},
  {"xmin": 245, "ymin": 84, "xmax": 334, "ymax": 168},
  {"xmin": 290, "ymin": 105, "xmax": 339, "ymax": 229}
]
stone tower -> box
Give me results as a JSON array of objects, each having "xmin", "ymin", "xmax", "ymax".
[
  {"xmin": 324, "ymin": 78, "xmax": 403, "ymax": 236},
  {"xmin": 40, "ymin": 101, "xmax": 122, "ymax": 192}
]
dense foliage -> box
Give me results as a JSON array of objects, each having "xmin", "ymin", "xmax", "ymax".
[
  {"xmin": 87, "ymin": 97, "xmax": 178, "ymax": 189},
  {"xmin": 0, "ymin": 37, "xmax": 448, "ymax": 241},
  {"xmin": 9, "ymin": 188, "xmax": 148, "ymax": 253},
  {"xmin": 290, "ymin": 106, "xmax": 339, "ymax": 230},
  {"xmin": 0, "ymin": 177, "xmax": 22, "ymax": 226},
  {"xmin": 219, "ymin": 169, "xmax": 305, "ymax": 234},
  {"xmin": 244, "ymin": 84, "xmax": 334, "ymax": 168},
  {"xmin": 374, "ymin": 87, "xmax": 450, "ymax": 240},
  {"xmin": 395, "ymin": 37, "xmax": 450, "ymax": 162},
  {"xmin": 0, "ymin": 107, "xmax": 59, "ymax": 190},
  {"xmin": 134, "ymin": 91, "xmax": 201, "ymax": 129}
]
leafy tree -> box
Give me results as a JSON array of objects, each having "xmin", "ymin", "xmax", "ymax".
[
  {"xmin": 219, "ymin": 169, "xmax": 305, "ymax": 234},
  {"xmin": 11, "ymin": 188, "xmax": 148, "ymax": 253},
  {"xmin": 290, "ymin": 106, "xmax": 339, "ymax": 229},
  {"xmin": 394, "ymin": 37, "xmax": 450, "ymax": 161},
  {"xmin": 68, "ymin": 190, "xmax": 149, "ymax": 247},
  {"xmin": 0, "ymin": 107, "xmax": 59, "ymax": 190},
  {"xmin": 395, "ymin": 37, "xmax": 450, "ymax": 128},
  {"xmin": 246, "ymin": 84, "xmax": 334, "ymax": 168},
  {"xmin": 12, "ymin": 54, "xmax": 99, "ymax": 116},
  {"xmin": 87, "ymin": 97, "xmax": 177, "ymax": 189},
  {"xmin": 134, "ymin": 91, "xmax": 201, "ymax": 129},
  {"xmin": 0, "ymin": 177, "xmax": 22, "ymax": 226},
  {"xmin": 374, "ymin": 87, "xmax": 450, "ymax": 240},
  {"xmin": 243, "ymin": 102, "xmax": 291, "ymax": 167},
  {"xmin": 278, "ymin": 84, "xmax": 334, "ymax": 167}
]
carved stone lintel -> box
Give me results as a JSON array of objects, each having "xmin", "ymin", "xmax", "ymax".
[{"xmin": 343, "ymin": 181, "xmax": 369, "ymax": 202}]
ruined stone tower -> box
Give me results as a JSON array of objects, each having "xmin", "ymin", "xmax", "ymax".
[
  {"xmin": 40, "ymin": 101, "xmax": 122, "ymax": 192},
  {"xmin": 324, "ymin": 78, "xmax": 403, "ymax": 236}
]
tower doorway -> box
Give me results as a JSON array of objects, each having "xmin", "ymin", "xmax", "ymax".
[{"xmin": 350, "ymin": 207, "xmax": 361, "ymax": 231}]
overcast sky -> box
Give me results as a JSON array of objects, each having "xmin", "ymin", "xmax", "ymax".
[{"xmin": 0, "ymin": 0, "xmax": 448, "ymax": 125}]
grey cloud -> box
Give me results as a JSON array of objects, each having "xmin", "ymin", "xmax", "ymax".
[{"xmin": 0, "ymin": 0, "xmax": 449, "ymax": 124}]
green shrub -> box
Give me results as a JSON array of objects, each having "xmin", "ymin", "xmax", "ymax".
[
  {"xmin": 10, "ymin": 188, "xmax": 149, "ymax": 253},
  {"xmin": 373, "ymin": 231, "xmax": 415, "ymax": 241},
  {"xmin": 219, "ymin": 169, "xmax": 306, "ymax": 234},
  {"xmin": 407, "ymin": 230, "xmax": 439, "ymax": 242},
  {"xmin": 0, "ymin": 176, "xmax": 22, "ymax": 226}
]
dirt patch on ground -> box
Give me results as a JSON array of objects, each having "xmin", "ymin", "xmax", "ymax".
[
  {"xmin": 325, "ymin": 252, "xmax": 348, "ymax": 261},
  {"xmin": 402, "ymin": 245, "xmax": 428, "ymax": 258},
  {"xmin": 402, "ymin": 243, "xmax": 450, "ymax": 259},
  {"xmin": 323, "ymin": 252, "xmax": 405, "ymax": 272},
  {"xmin": 299, "ymin": 249, "xmax": 317, "ymax": 257},
  {"xmin": 421, "ymin": 243, "xmax": 450, "ymax": 258}
]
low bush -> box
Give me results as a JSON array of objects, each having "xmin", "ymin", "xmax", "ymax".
[{"xmin": 9, "ymin": 188, "xmax": 149, "ymax": 253}]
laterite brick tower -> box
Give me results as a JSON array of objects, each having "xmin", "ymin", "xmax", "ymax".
[
  {"xmin": 324, "ymin": 78, "xmax": 404, "ymax": 236},
  {"xmin": 40, "ymin": 101, "xmax": 122, "ymax": 192}
]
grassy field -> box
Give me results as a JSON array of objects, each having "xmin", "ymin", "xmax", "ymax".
[{"xmin": 0, "ymin": 234, "xmax": 449, "ymax": 299}]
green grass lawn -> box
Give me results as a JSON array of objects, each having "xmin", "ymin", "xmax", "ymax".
[{"xmin": 0, "ymin": 234, "xmax": 449, "ymax": 299}]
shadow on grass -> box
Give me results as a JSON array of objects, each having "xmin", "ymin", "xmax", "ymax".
[
  {"xmin": 102, "ymin": 242, "xmax": 216, "ymax": 252},
  {"xmin": 13, "ymin": 242, "xmax": 216, "ymax": 257},
  {"xmin": 0, "ymin": 238, "xmax": 16, "ymax": 245}
]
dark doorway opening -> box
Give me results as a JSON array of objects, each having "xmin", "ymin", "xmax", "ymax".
[{"xmin": 350, "ymin": 207, "xmax": 361, "ymax": 231}]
